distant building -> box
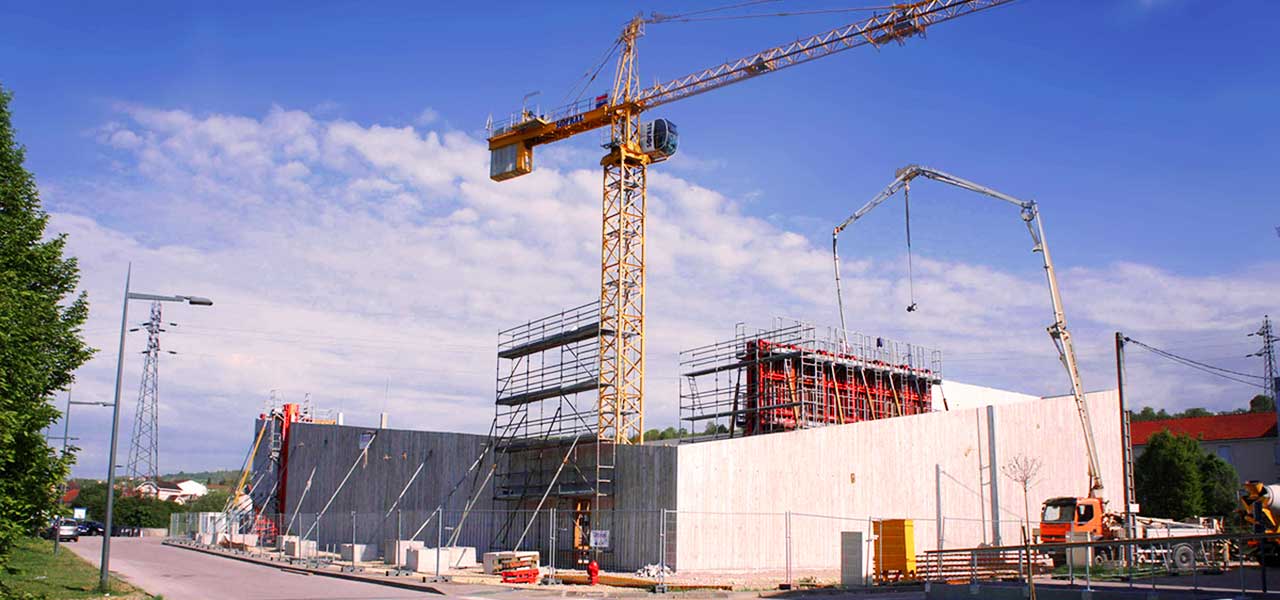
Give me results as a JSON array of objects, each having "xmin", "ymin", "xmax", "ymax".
[
  {"xmin": 175, "ymin": 479, "xmax": 208, "ymax": 498},
  {"xmin": 60, "ymin": 481, "xmax": 80, "ymax": 505},
  {"xmin": 134, "ymin": 479, "xmax": 208, "ymax": 504},
  {"xmin": 1131, "ymin": 412, "xmax": 1278, "ymax": 483}
]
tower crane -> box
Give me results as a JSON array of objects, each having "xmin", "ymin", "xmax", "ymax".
[{"xmin": 486, "ymin": 0, "xmax": 1016, "ymax": 447}]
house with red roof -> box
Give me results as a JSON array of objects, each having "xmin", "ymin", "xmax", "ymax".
[{"xmin": 1132, "ymin": 412, "xmax": 1278, "ymax": 482}]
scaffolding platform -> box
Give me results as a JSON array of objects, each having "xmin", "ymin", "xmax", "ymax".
[
  {"xmin": 679, "ymin": 319, "xmax": 942, "ymax": 441},
  {"xmin": 492, "ymin": 301, "xmax": 613, "ymax": 503}
]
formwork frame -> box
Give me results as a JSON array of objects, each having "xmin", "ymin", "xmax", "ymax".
[{"xmin": 680, "ymin": 319, "xmax": 942, "ymax": 440}]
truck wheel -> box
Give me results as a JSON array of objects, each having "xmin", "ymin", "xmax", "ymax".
[{"xmin": 1171, "ymin": 544, "xmax": 1195, "ymax": 571}]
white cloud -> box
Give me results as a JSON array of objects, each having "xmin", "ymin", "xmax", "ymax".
[
  {"xmin": 415, "ymin": 107, "xmax": 440, "ymax": 126},
  {"xmin": 46, "ymin": 104, "xmax": 1279, "ymax": 476}
]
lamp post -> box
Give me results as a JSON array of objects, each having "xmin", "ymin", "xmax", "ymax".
[
  {"xmin": 100, "ymin": 263, "xmax": 212, "ymax": 592},
  {"xmin": 51, "ymin": 393, "xmax": 111, "ymax": 556}
]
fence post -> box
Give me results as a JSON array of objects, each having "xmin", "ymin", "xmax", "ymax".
[
  {"xmin": 1085, "ymin": 540, "xmax": 1091, "ymax": 591},
  {"xmin": 549, "ymin": 506, "xmax": 557, "ymax": 581},
  {"xmin": 785, "ymin": 510, "xmax": 793, "ymax": 588},
  {"xmin": 351, "ymin": 510, "xmax": 357, "ymax": 570},
  {"xmin": 657, "ymin": 509, "xmax": 668, "ymax": 593},
  {"xmin": 1192, "ymin": 545, "xmax": 1197, "ymax": 591},
  {"xmin": 435, "ymin": 507, "xmax": 443, "ymax": 580},
  {"xmin": 1241, "ymin": 535, "xmax": 1247, "ymax": 595}
]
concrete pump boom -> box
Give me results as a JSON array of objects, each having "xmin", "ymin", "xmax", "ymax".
[{"xmin": 832, "ymin": 164, "xmax": 1104, "ymax": 497}]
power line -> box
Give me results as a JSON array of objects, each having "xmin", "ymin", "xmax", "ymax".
[{"xmin": 1124, "ymin": 336, "xmax": 1266, "ymax": 389}]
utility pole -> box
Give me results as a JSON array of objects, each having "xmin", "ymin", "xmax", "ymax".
[
  {"xmin": 1250, "ymin": 316, "xmax": 1278, "ymax": 476},
  {"xmin": 125, "ymin": 302, "xmax": 165, "ymax": 486},
  {"xmin": 1115, "ymin": 333, "xmax": 1136, "ymax": 564}
]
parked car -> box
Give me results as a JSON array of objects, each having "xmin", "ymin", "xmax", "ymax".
[
  {"xmin": 77, "ymin": 520, "xmax": 105, "ymax": 536},
  {"xmin": 44, "ymin": 518, "xmax": 79, "ymax": 542}
]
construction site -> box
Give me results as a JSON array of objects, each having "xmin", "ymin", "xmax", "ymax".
[{"xmin": 149, "ymin": 1, "xmax": 1279, "ymax": 596}]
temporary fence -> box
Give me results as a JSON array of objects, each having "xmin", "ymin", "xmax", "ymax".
[
  {"xmin": 169, "ymin": 507, "xmax": 1035, "ymax": 582},
  {"xmin": 923, "ymin": 531, "xmax": 1280, "ymax": 597}
]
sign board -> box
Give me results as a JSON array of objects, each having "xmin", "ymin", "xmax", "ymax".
[
  {"xmin": 589, "ymin": 529, "xmax": 610, "ymax": 549},
  {"xmin": 73, "ymin": 507, "xmax": 87, "ymax": 520}
]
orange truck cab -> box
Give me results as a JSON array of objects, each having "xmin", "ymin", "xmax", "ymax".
[{"xmin": 1039, "ymin": 496, "xmax": 1105, "ymax": 543}]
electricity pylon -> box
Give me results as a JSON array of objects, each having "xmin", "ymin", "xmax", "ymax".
[{"xmin": 125, "ymin": 302, "xmax": 164, "ymax": 486}]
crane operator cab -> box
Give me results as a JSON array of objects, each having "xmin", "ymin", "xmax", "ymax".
[
  {"xmin": 638, "ymin": 119, "xmax": 678, "ymax": 162},
  {"xmin": 1039, "ymin": 496, "xmax": 1105, "ymax": 543}
]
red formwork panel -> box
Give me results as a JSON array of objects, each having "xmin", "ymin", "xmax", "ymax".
[{"xmin": 740, "ymin": 339, "xmax": 935, "ymax": 435}]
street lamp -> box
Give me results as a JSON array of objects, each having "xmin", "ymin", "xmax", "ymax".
[
  {"xmin": 51, "ymin": 393, "xmax": 111, "ymax": 556},
  {"xmin": 100, "ymin": 264, "xmax": 212, "ymax": 592}
]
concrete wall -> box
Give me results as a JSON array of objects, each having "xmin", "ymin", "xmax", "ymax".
[
  {"xmin": 259, "ymin": 420, "xmax": 676, "ymax": 570},
  {"xmin": 671, "ymin": 390, "xmax": 1123, "ymax": 571},
  {"xmin": 250, "ymin": 387, "xmax": 1124, "ymax": 572},
  {"xmin": 933, "ymin": 380, "xmax": 1039, "ymax": 411},
  {"xmin": 274, "ymin": 423, "xmax": 498, "ymax": 555}
]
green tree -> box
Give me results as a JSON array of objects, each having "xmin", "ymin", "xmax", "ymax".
[
  {"xmin": 1198, "ymin": 452, "xmax": 1238, "ymax": 517},
  {"xmin": 1249, "ymin": 394, "xmax": 1275, "ymax": 413},
  {"xmin": 1176, "ymin": 407, "xmax": 1213, "ymax": 419},
  {"xmin": 71, "ymin": 481, "xmax": 109, "ymax": 523},
  {"xmin": 1134, "ymin": 430, "xmax": 1203, "ymax": 519},
  {"xmin": 186, "ymin": 490, "xmax": 230, "ymax": 513},
  {"xmin": 0, "ymin": 85, "xmax": 93, "ymax": 561},
  {"xmin": 1131, "ymin": 406, "xmax": 1173, "ymax": 422},
  {"xmin": 659, "ymin": 427, "xmax": 678, "ymax": 440}
]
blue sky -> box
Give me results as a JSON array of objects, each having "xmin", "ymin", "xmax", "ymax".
[
  {"xmin": 6, "ymin": 1, "xmax": 1278, "ymax": 271},
  {"xmin": 3, "ymin": 0, "xmax": 1277, "ymax": 474}
]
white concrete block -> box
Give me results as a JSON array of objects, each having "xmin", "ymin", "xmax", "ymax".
[
  {"xmin": 228, "ymin": 533, "xmax": 259, "ymax": 547},
  {"xmin": 284, "ymin": 538, "xmax": 317, "ymax": 557},
  {"xmin": 405, "ymin": 547, "xmax": 439, "ymax": 573},
  {"xmin": 340, "ymin": 543, "xmax": 378, "ymax": 562},
  {"xmin": 482, "ymin": 550, "xmax": 539, "ymax": 574},
  {"xmin": 444, "ymin": 546, "xmax": 477, "ymax": 568},
  {"xmin": 383, "ymin": 539, "xmax": 425, "ymax": 565}
]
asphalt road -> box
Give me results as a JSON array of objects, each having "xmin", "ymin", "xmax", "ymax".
[{"xmin": 66, "ymin": 537, "xmax": 434, "ymax": 599}]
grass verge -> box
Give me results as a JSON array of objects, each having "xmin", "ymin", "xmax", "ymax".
[{"xmin": 0, "ymin": 537, "xmax": 147, "ymax": 599}]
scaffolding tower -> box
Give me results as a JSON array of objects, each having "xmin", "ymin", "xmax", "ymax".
[
  {"xmin": 680, "ymin": 319, "xmax": 942, "ymax": 441},
  {"xmin": 492, "ymin": 301, "xmax": 613, "ymax": 566}
]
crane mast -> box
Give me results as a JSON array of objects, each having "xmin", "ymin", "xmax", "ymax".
[
  {"xmin": 833, "ymin": 165, "xmax": 1105, "ymax": 497},
  {"xmin": 487, "ymin": 1, "xmax": 1017, "ymax": 446}
]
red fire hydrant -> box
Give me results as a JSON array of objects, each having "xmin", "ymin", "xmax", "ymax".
[{"xmin": 587, "ymin": 560, "xmax": 600, "ymax": 585}]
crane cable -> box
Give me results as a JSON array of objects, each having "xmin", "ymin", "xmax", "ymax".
[
  {"xmin": 648, "ymin": 0, "xmax": 783, "ymax": 23},
  {"xmin": 651, "ymin": 4, "xmax": 898, "ymax": 24},
  {"xmin": 904, "ymin": 181, "xmax": 918, "ymax": 312},
  {"xmin": 562, "ymin": 38, "xmax": 623, "ymax": 108}
]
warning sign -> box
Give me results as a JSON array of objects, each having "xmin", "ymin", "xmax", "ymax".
[{"xmin": 590, "ymin": 529, "xmax": 610, "ymax": 549}]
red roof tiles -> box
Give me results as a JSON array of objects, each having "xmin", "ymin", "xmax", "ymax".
[{"xmin": 1131, "ymin": 412, "xmax": 1277, "ymax": 446}]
